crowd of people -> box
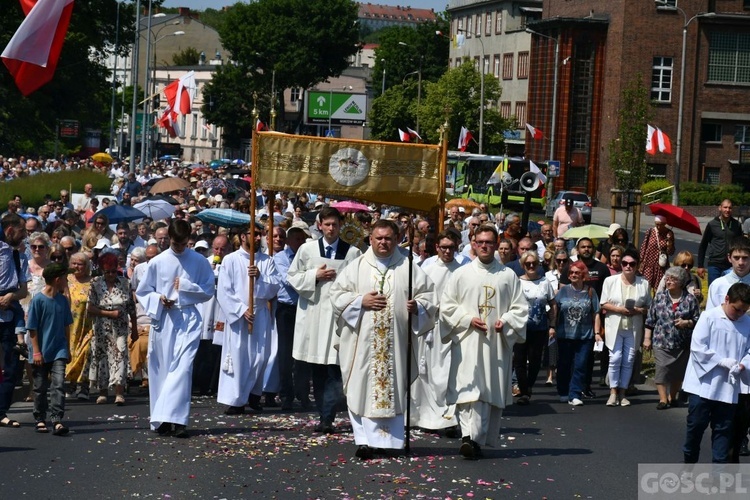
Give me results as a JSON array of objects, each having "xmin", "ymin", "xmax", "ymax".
[{"xmin": 0, "ymin": 157, "xmax": 750, "ymax": 463}]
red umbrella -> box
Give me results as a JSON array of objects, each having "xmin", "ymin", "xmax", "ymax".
[
  {"xmin": 331, "ymin": 200, "xmax": 372, "ymax": 213},
  {"xmin": 648, "ymin": 203, "xmax": 702, "ymax": 235}
]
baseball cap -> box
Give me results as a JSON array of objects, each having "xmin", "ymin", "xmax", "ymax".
[
  {"xmin": 194, "ymin": 240, "xmax": 209, "ymax": 250},
  {"xmin": 607, "ymin": 223, "xmax": 621, "ymax": 236},
  {"xmin": 93, "ymin": 238, "xmax": 111, "ymax": 250}
]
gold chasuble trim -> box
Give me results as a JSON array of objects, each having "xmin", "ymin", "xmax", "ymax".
[{"xmin": 253, "ymin": 132, "xmax": 442, "ymax": 212}]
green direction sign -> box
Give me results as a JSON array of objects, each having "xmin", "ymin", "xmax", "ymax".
[
  {"xmin": 306, "ymin": 91, "xmax": 366, "ymax": 125},
  {"xmin": 134, "ymin": 113, "xmax": 147, "ymax": 137}
]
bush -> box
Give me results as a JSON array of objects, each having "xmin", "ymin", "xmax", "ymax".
[
  {"xmin": 0, "ymin": 170, "xmax": 112, "ymax": 210},
  {"xmin": 641, "ymin": 179, "xmax": 673, "ymax": 203},
  {"xmin": 680, "ymin": 182, "xmax": 750, "ymax": 206}
]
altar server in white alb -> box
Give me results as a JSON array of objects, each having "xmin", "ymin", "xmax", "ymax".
[
  {"xmin": 440, "ymin": 224, "xmax": 528, "ymax": 460},
  {"xmin": 216, "ymin": 223, "xmax": 281, "ymax": 415},
  {"xmin": 411, "ymin": 228, "xmax": 465, "ymax": 432},
  {"xmin": 136, "ymin": 220, "xmax": 215, "ymax": 438},
  {"xmin": 330, "ymin": 219, "xmax": 437, "ymax": 460}
]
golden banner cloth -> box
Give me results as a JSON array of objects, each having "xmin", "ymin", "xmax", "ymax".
[{"xmin": 253, "ymin": 132, "xmax": 443, "ymax": 212}]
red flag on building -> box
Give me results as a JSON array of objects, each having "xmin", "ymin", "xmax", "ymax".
[
  {"xmin": 1, "ymin": 0, "xmax": 75, "ymax": 96},
  {"xmin": 256, "ymin": 119, "xmax": 267, "ymax": 132},
  {"xmin": 525, "ymin": 123, "xmax": 543, "ymax": 140},
  {"xmin": 407, "ymin": 127, "xmax": 422, "ymax": 142}
]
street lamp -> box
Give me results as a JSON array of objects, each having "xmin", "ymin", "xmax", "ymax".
[
  {"xmin": 380, "ymin": 58, "xmax": 386, "ymax": 95},
  {"xmin": 398, "ymin": 42, "xmax": 423, "ymax": 136},
  {"xmin": 128, "ymin": 0, "xmax": 142, "ymax": 174},
  {"xmin": 656, "ymin": 1, "xmax": 715, "ymax": 205},
  {"xmin": 456, "ymin": 29, "xmax": 485, "ymax": 154},
  {"xmin": 109, "ymin": 1, "xmax": 121, "ymax": 154},
  {"xmin": 526, "ymin": 28, "xmax": 560, "ymax": 162}
]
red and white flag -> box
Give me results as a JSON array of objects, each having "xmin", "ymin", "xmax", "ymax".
[
  {"xmin": 407, "ymin": 127, "xmax": 421, "ymax": 142},
  {"xmin": 525, "ymin": 123, "xmax": 543, "ymax": 140},
  {"xmin": 398, "ymin": 128, "xmax": 410, "ymax": 142},
  {"xmin": 646, "ymin": 125, "xmax": 671, "ymax": 154},
  {"xmin": 529, "ymin": 160, "xmax": 547, "ymax": 184},
  {"xmin": 1, "ymin": 0, "xmax": 75, "ymax": 96},
  {"xmin": 656, "ymin": 128, "xmax": 672, "ymax": 154},
  {"xmin": 158, "ymin": 106, "xmax": 180, "ymax": 138},
  {"xmin": 256, "ymin": 119, "xmax": 266, "ymax": 132},
  {"xmin": 163, "ymin": 71, "xmax": 196, "ymax": 116},
  {"xmin": 646, "ymin": 125, "xmax": 657, "ymax": 155},
  {"xmin": 458, "ymin": 126, "xmax": 473, "ymax": 152}
]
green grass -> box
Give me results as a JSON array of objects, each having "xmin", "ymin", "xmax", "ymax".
[{"xmin": 0, "ymin": 171, "xmax": 112, "ymax": 211}]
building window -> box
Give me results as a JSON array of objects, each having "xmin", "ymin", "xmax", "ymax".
[
  {"xmin": 191, "ymin": 113, "xmax": 198, "ymax": 139},
  {"xmin": 708, "ymin": 32, "xmax": 750, "ymax": 84},
  {"xmin": 735, "ymin": 124, "xmax": 750, "ymax": 143},
  {"xmin": 493, "ymin": 55, "xmax": 501, "ymax": 78},
  {"xmin": 651, "ymin": 57, "xmax": 673, "ymax": 102},
  {"xmin": 466, "ymin": 16, "xmax": 472, "ymax": 38},
  {"xmin": 500, "ymin": 101, "xmax": 511, "ymax": 119},
  {"xmin": 485, "ymin": 12, "xmax": 492, "ymax": 36},
  {"xmin": 201, "ymin": 118, "xmax": 208, "ymax": 139},
  {"xmin": 745, "ymin": 0, "xmax": 750, "ymax": 9},
  {"xmin": 514, "ymin": 101, "xmax": 527, "ymax": 128},
  {"xmin": 290, "ymin": 88, "xmax": 301, "ymax": 102},
  {"xmin": 495, "ymin": 10, "xmax": 502, "ymax": 34},
  {"xmin": 455, "ymin": 57, "xmax": 462, "ymax": 68},
  {"xmin": 457, "ymin": 17, "xmax": 464, "ymax": 35},
  {"xmin": 180, "ymin": 115, "xmax": 187, "ymax": 138},
  {"xmin": 476, "ymin": 13, "xmax": 482, "ymax": 36},
  {"xmin": 502, "ymin": 53, "xmax": 514, "ymax": 79},
  {"xmin": 474, "ymin": 56, "xmax": 480, "ymax": 72},
  {"xmin": 705, "ymin": 167, "xmax": 721, "ymax": 185},
  {"xmin": 657, "ymin": 0, "xmax": 677, "ymax": 8},
  {"xmin": 483, "ymin": 55, "xmax": 490, "ymax": 75},
  {"xmin": 517, "ymin": 51, "xmax": 529, "ymax": 79},
  {"xmin": 701, "ymin": 123, "xmax": 722, "ymax": 142}
]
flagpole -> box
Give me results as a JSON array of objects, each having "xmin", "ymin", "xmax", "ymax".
[
  {"xmin": 128, "ymin": 0, "xmax": 142, "ymax": 174},
  {"xmin": 248, "ymin": 93, "xmax": 260, "ymax": 312}
]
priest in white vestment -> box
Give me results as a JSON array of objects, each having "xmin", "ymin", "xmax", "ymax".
[
  {"xmin": 412, "ymin": 228, "xmax": 465, "ymax": 432},
  {"xmin": 288, "ymin": 207, "xmax": 361, "ymax": 432},
  {"xmin": 330, "ymin": 219, "xmax": 437, "ymax": 460},
  {"xmin": 216, "ymin": 224, "xmax": 281, "ymax": 414},
  {"xmin": 136, "ymin": 220, "xmax": 215, "ymax": 438},
  {"xmin": 440, "ymin": 224, "xmax": 528, "ymax": 459}
]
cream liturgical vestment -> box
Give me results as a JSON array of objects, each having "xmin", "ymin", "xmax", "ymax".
[
  {"xmin": 411, "ymin": 258, "xmax": 466, "ymax": 429},
  {"xmin": 216, "ymin": 248, "xmax": 281, "ymax": 407},
  {"xmin": 136, "ymin": 248, "xmax": 215, "ymax": 430},
  {"xmin": 288, "ymin": 238, "xmax": 361, "ymax": 365},
  {"xmin": 330, "ymin": 248, "xmax": 437, "ymax": 449},
  {"xmin": 440, "ymin": 258, "xmax": 528, "ymax": 446}
]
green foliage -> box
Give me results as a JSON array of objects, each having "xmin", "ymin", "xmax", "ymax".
[
  {"xmin": 172, "ymin": 47, "xmax": 201, "ymax": 66},
  {"xmin": 679, "ymin": 182, "xmax": 750, "ymax": 206},
  {"xmin": 0, "ymin": 0, "xmax": 136, "ymax": 155},
  {"xmin": 642, "ymin": 179, "xmax": 673, "ymax": 202},
  {"xmin": 0, "ymin": 171, "xmax": 112, "ymax": 210},
  {"xmin": 196, "ymin": 8, "xmax": 228, "ymax": 31},
  {"xmin": 608, "ymin": 74, "xmax": 653, "ymax": 191},
  {"xmin": 370, "ymin": 17, "xmax": 450, "ymax": 98}
]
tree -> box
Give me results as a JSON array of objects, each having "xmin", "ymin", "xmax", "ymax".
[
  {"xmin": 0, "ymin": 0, "xmax": 137, "ymax": 156},
  {"xmin": 172, "ymin": 47, "xmax": 201, "ymax": 66},
  {"xmin": 608, "ymin": 74, "xmax": 653, "ymax": 191},
  {"xmin": 202, "ymin": 0, "xmax": 360, "ymax": 141},
  {"xmin": 369, "ymin": 17, "xmax": 450, "ymax": 98}
]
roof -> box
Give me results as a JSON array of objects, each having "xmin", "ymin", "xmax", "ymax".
[{"xmin": 358, "ymin": 3, "xmax": 436, "ymax": 23}]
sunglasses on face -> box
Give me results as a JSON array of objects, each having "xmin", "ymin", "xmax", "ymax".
[
  {"xmin": 556, "ymin": 259, "xmax": 568, "ymax": 264},
  {"xmin": 621, "ymin": 260, "xmax": 637, "ymax": 268},
  {"xmin": 524, "ymin": 261, "xmax": 538, "ymax": 268},
  {"xmin": 30, "ymin": 245, "xmax": 46, "ymax": 250},
  {"xmin": 681, "ymin": 263, "xmax": 693, "ymax": 270}
]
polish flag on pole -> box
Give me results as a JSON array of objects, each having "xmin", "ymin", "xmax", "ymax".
[
  {"xmin": 656, "ymin": 128, "xmax": 672, "ymax": 154},
  {"xmin": 163, "ymin": 71, "xmax": 196, "ymax": 116},
  {"xmin": 407, "ymin": 127, "xmax": 422, "ymax": 142},
  {"xmin": 525, "ymin": 123, "xmax": 543, "ymax": 140},
  {"xmin": 256, "ymin": 119, "xmax": 267, "ymax": 132},
  {"xmin": 646, "ymin": 125, "xmax": 657, "ymax": 155},
  {"xmin": 1, "ymin": 0, "xmax": 75, "ymax": 96},
  {"xmin": 458, "ymin": 126, "xmax": 473, "ymax": 152},
  {"xmin": 398, "ymin": 128, "xmax": 410, "ymax": 142},
  {"xmin": 529, "ymin": 160, "xmax": 547, "ymax": 184},
  {"xmin": 158, "ymin": 106, "xmax": 180, "ymax": 138}
]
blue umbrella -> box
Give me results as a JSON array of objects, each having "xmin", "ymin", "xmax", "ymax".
[
  {"xmin": 195, "ymin": 208, "xmax": 251, "ymax": 228},
  {"xmin": 88, "ymin": 205, "xmax": 146, "ymax": 224}
]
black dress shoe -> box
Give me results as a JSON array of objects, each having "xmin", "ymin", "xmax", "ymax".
[
  {"xmin": 443, "ymin": 426, "xmax": 461, "ymax": 439},
  {"xmin": 173, "ymin": 424, "xmax": 189, "ymax": 438},
  {"xmin": 156, "ymin": 422, "xmax": 173, "ymax": 435},
  {"xmin": 355, "ymin": 445, "xmax": 374, "ymax": 460},
  {"xmin": 582, "ymin": 389, "xmax": 596, "ymax": 399},
  {"xmin": 459, "ymin": 437, "xmax": 479, "ymax": 460},
  {"xmin": 224, "ymin": 405, "xmax": 245, "ymax": 415}
]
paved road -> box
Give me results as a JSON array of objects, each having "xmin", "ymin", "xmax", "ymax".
[{"xmin": 0, "ymin": 377, "xmax": 718, "ymax": 499}]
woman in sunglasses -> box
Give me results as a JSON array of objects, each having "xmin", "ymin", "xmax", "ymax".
[
  {"xmin": 600, "ymin": 249, "xmax": 652, "ymax": 407},
  {"xmin": 656, "ymin": 251, "xmax": 703, "ymax": 304}
]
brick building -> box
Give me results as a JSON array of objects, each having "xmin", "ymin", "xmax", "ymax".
[{"xmin": 526, "ymin": 0, "xmax": 750, "ymax": 206}]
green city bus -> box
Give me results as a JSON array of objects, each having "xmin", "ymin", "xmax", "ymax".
[{"xmin": 459, "ymin": 155, "xmax": 546, "ymax": 209}]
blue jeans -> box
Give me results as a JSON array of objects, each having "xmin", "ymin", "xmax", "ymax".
[
  {"xmin": 557, "ymin": 339, "xmax": 592, "ymax": 401},
  {"xmin": 683, "ymin": 394, "xmax": 735, "ymax": 464},
  {"xmin": 706, "ymin": 266, "xmax": 729, "ymax": 287},
  {"xmin": 311, "ymin": 364, "xmax": 342, "ymax": 424},
  {"xmin": 0, "ymin": 320, "xmax": 23, "ymax": 420},
  {"xmin": 32, "ymin": 358, "xmax": 67, "ymax": 424}
]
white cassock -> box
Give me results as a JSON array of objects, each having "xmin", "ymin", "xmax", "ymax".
[
  {"xmin": 330, "ymin": 248, "xmax": 437, "ymax": 449},
  {"xmin": 440, "ymin": 258, "xmax": 528, "ymax": 447},
  {"xmin": 216, "ymin": 248, "xmax": 281, "ymax": 407},
  {"xmin": 136, "ymin": 248, "xmax": 215, "ymax": 430},
  {"xmin": 411, "ymin": 258, "xmax": 466, "ymax": 429},
  {"xmin": 289, "ymin": 239, "xmax": 361, "ymax": 365}
]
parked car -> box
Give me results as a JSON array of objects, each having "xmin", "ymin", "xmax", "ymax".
[{"xmin": 546, "ymin": 190, "xmax": 592, "ymax": 224}]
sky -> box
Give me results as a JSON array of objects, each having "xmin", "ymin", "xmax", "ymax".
[{"xmin": 162, "ymin": 0, "xmax": 447, "ymax": 12}]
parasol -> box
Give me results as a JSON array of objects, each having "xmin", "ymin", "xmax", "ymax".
[
  {"xmin": 195, "ymin": 208, "xmax": 251, "ymax": 228},
  {"xmin": 561, "ymin": 224, "xmax": 611, "ymax": 240},
  {"xmin": 331, "ymin": 200, "xmax": 371, "ymax": 213},
  {"xmin": 445, "ymin": 198, "xmax": 480, "ymax": 211},
  {"xmin": 133, "ymin": 199, "xmax": 175, "ymax": 221},
  {"xmin": 648, "ymin": 203, "xmax": 702, "ymax": 235},
  {"xmin": 150, "ymin": 177, "xmax": 191, "ymax": 194}
]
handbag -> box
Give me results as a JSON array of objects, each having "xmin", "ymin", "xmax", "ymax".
[{"xmin": 655, "ymin": 229, "xmax": 669, "ymax": 268}]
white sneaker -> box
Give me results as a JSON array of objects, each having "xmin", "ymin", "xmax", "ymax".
[
  {"xmin": 568, "ymin": 398, "xmax": 584, "ymax": 406},
  {"xmin": 619, "ymin": 398, "xmax": 631, "ymax": 407},
  {"xmin": 606, "ymin": 394, "xmax": 619, "ymax": 406},
  {"xmin": 559, "ymin": 396, "xmax": 568, "ymax": 403}
]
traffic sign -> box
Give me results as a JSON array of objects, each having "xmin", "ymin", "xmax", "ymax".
[
  {"xmin": 306, "ymin": 91, "xmax": 366, "ymax": 125},
  {"xmin": 547, "ymin": 160, "xmax": 560, "ymax": 178}
]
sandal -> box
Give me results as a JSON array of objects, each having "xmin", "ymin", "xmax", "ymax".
[
  {"xmin": 35, "ymin": 422, "xmax": 49, "ymax": 433},
  {"xmin": 52, "ymin": 423, "xmax": 69, "ymax": 436},
  {"xmin": 0, "ymin": 417, "xmax": 21, "ymax": 428},
  {"xmin": 96, "ymin": 395, "xmax": 107, "ymax": 405},
  {"xmin": 115, "ymin": 395, "xmax": 125, "ymax": 406}
]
